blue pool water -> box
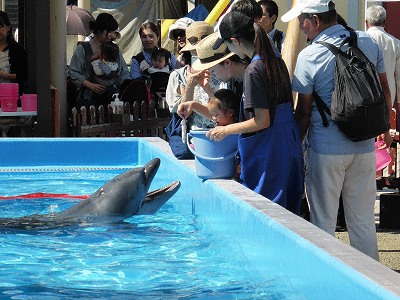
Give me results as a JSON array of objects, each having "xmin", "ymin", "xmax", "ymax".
[
  {"xmin": 0, "ymin": 138, "xmax": 398, "ymax": 300},
  {"xmin": 0, "ymin": 170, "xmax": 299, "ymax": 299}
]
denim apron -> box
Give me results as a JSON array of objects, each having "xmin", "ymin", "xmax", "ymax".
[{"xmin": 238, "ymin": 55, "xmax": 303, "ymax": 214}]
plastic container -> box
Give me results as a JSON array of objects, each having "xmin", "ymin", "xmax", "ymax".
[
  {"xmin": 1, "ymin": 97, "xmax": 18, "ymax": 112},
  {"xmin": 0, "ymin": 83, "xmax": 18, "ymax": 93},
  {"xmin": 20, "ymin": 94, "xmax": 37, "ymax": 111},
  {"xmin": 187, "ymin": 129, "xmax": 238, "ymax": 179},
  {"xmin": 110, "ymin": 93, "xmax": 123, "ymax": 114},
  {"xmin": 375, "ymin": 141, "xmax": 391, "ymax": 171}
]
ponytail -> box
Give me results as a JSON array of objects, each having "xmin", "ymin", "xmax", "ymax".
[{"xmin": 253, "ymin": 23, "xmax": 290, "ymax": 101}]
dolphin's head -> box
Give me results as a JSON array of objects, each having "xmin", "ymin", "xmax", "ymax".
[
  {"xmin": 64, "ymin": 158, "xmax": 161, "ymax": 222},
  {"xmin": 105, "ymin": 158, "xmax": 161, "ymax": 217}
]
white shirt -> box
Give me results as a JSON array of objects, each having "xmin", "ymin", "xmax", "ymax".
[{"xmin": 367, "ymin": 26, "xmax": 400, "ymax": 105}]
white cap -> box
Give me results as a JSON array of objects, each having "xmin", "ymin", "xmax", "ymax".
[
  {"xmin": 281, "ymin": 0, "xmax": 336, "ymax": 22},
  {"xmin": 168, "ymin": 17, "xmax": 194, "ymax": 41}
]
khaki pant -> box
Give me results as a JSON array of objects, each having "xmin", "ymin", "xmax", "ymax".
[{"xmin": 305, "ymin": 148, "xmax": 379, "ymax": 260}]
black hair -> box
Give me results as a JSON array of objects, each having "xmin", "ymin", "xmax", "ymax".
[
  {"xmin": 231, "ymin": 0, "xmax": 263, "ymax": 20},
  {"xmin": 139, "ymin": 22, "xmax": 160, "ymax": 39},
  {"xmin": 224, "ymin": 13, "xmax": 290, "ymax": 103},
  {"xmin": 213, "ymin": 89, "xmax": 240, "ymax": 119},
  {"xmin": 89, "ymin": 13, "xmax": 118, "ymax": 35},
  {"xmin": 100, "ymin": 41, "xmax": 119, "ymax": 62},
  {"xmin": 258, "ymin": 0, "xmax": 279, "ymax": 26},
  {"xmin": 181, "ymin": 51, "xmax": 192, "ymax": 66},
  {"xmin": 305, "ymin": 9, "xmax": 337, "ymax": 24},
  {"xmin": 151, "ymin": 47, "xmax": 171, "ymax": 65},
  {"xmin": 0, "ymin": 11, "xmax": 15, "ymax": 44},
  {"xmin": 304, "ymin": 1, "xmax": 337, "ymax": 24},
  {"xmin": 218, "ymin": 54, "xmax": 248, "ymax": 66}
]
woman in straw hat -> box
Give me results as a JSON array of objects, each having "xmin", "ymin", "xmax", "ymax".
[
  {"xmin": 169, "ymin": 21, "xmax": 224, "ymax": 129},
  {"xmin": 177, "ymin": 32, "xmax": 247, "ymax": 125},
  {"xmin": 208, "ymin": 11, "xmax": 303, "ymax": 214},
  {"xmin": 191, "ymin": 32, "xmax": 247, "ymax": 97}
]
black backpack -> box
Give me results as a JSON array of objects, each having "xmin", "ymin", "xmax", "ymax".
[{"xmin": 313, "ymin": 31, "xmax": 390, "ymax": 142}]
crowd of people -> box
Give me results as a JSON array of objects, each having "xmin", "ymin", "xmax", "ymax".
[{"xmin": 64, "ymin": 0, "xmax": 400, "ymax": 261}]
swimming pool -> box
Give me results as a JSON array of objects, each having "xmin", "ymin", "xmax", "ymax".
[{"xmin": 0, "ymin": 138, "xmax": 399, "ymax": 299}]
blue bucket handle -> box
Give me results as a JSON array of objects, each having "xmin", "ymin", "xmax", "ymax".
[{"xmin": 187, "ymin": 132, "xmax": 237, "ymax": 161}]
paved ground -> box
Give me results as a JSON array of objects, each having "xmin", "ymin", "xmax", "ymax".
[{"xmin": 335, "ymin": 195, "xmax": 400, "ymax": 273}]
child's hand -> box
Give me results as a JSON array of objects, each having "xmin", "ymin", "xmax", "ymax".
[{"xmin": 206, "ymin": 126, "xmax": 229, "ymax": 141}]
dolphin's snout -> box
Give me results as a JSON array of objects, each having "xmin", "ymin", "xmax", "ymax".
[{"xmin": 143, "ymin": 158, "xmax": 161, "ymax": 184}]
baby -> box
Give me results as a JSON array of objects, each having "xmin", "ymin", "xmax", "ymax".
[
  {"xmin": 177, "ymin": 88, "xmax": 240, "ymax": 126},
  {"xmin": 140, "ymin": 47, "xmax": 171, "ymax": 75},
  {"xmin": 91, "ymin": 41, "xmax": 119, "ymax": 78},
  {"xmin": 84, "ymin": 41, "xmax": 120, "ymax": 103}
]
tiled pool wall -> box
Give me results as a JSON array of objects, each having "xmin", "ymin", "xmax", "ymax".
[{"xmin": 1, "ymin": 137, "xmax": 399, "ymax": 299}]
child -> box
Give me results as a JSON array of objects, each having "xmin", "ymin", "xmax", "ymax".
[
  {"xmin": 177, "ymin": 88, "xmax": 239, "ymax": 126},
  {"xmin": 91, "ymin": 41, "xmax": 119, "ymax": 78},
  {"xmin": 140, "ymin": 47, "xmax": 171, "ymax": 75},
  {"xmin": 140, "ymin": 47, "xmax": 172, "ymax": 94},
  {"xmin": 178, "ymin": 88, "xmax": 241, "ymax": 178}
]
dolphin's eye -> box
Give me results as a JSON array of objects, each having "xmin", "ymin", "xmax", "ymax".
[{"xmin": 100, "ymin": 188, "xmax": 104, "ymax": 195}]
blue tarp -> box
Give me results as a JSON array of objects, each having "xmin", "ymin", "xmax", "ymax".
[{"xmin": 186, "ymin": 4, "xmax": 209, "ymax": 21}]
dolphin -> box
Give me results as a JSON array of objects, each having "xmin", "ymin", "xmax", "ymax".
[{"xmin": 0, "ymin": 158, "xmax": 180, "ymax": 229}]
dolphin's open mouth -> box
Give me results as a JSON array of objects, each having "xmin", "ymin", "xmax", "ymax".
[{"xmin": 144, "ymin": 181, "xmax": 180, "ymax": 201}]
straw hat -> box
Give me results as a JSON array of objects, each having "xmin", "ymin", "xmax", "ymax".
[
  {"xmin": 179, "ymin": 21, "xmax": 214, "ymax": 53},
  {"xmin": 192, "ymin": 32, "xmax": 235, "ymax": 71},
  {"xmin": 168, "ymin": 17, "xmax": 194, "ymax": 41}
]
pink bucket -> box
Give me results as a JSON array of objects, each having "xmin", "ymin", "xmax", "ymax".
[
  {"xmin": 0, "ymin": 83, "xmax": 18, "ymax": 96},
  {"xmin": 1, "ymin": 97, "xmax": 18, "ymax": 112},
  {"xmin": 375, "ymin": 141, "xmax": 392, "ymax": 171},
  {"xmin": 20, "ymin": 94, "xmax": 37, "ymax": 111}
]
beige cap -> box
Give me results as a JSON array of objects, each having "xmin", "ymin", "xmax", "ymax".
[
  {"xmin": 179, "ymin": 21, "xmax": 214, "ymax": 53},
  {"xmin": 192, "ymin": 32, "xmax": 235, "ymax": 71}
]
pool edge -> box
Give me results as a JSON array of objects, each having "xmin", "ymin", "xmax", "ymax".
[{"xmin": 143, "ymin": 137, "xmax": 400, "ymax": 298}]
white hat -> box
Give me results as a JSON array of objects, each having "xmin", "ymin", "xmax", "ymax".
[
  {"xmin": 168, "ymin": 17, "xmax": 194, "ymax": 41},
  {"xmin": 281, "ymin": 0, "xmax": 336, "ymax": 22}
]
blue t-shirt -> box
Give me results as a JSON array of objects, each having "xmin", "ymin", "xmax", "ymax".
[{"xmin": 292, "ymin": 25, "xmax": 385, "ymax": 155}]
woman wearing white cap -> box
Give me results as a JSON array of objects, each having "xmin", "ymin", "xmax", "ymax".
[
  {"xmin": 168, "ymin": 17, "xmax": 194, "ymax": 67},
  {"xmin": 209, "ymin": 11, "xmax": 303, "ymax": 214}
]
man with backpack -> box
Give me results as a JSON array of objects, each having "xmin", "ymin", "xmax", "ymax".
[{"xmin": 281, "ymin": 0, "xmax": 392, "ymax": 260}]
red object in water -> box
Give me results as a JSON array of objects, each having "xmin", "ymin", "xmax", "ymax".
[{"xmin": 0, "ymin": 192, "xmax": 89, "ymax": 200}]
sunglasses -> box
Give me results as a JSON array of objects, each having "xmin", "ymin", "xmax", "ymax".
[
  {"xmin": 188, "ymin": 35, "xmax": 209, "ymax": 46},
  {"xmin": 172, "ymin": 29, "xmax": 185, "ymax": 40}
]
